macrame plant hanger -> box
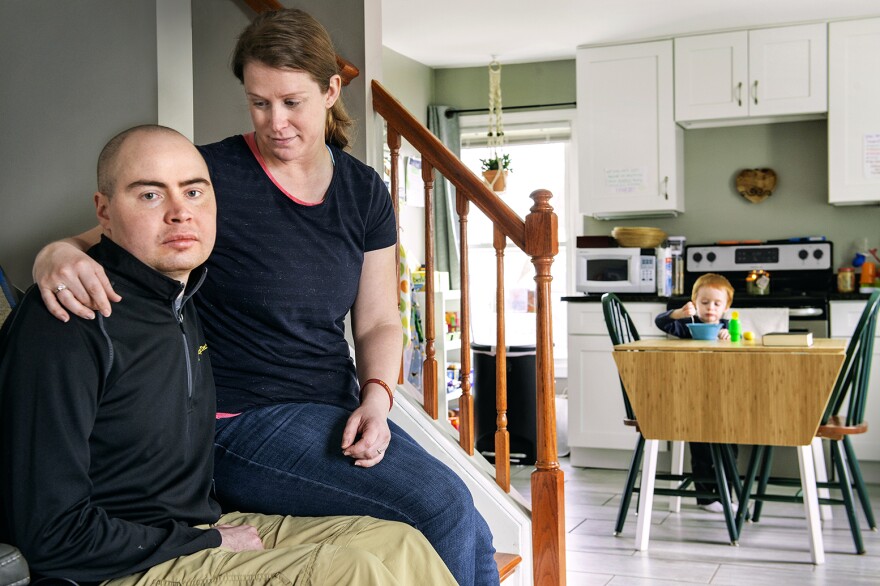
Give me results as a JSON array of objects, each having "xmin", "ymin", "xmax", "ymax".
[{"xmin": 485, "ymin": 59, "xmax": 506, "ymax": 191}]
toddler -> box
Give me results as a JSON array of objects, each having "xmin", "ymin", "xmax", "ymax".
[
  {"xmin": 654, "ymin": 273, "xmax": 736, "ymax": 512},
  {"xmin": 655, "ymin": 273, "xmax": 733, "ymax": 340}
]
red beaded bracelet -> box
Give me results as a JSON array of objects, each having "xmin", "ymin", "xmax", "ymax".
[{"xmin": 360, "ymin": 378, "xmax": 394, "ymax": 411}]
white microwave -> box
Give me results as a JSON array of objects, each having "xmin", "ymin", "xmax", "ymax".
[{"xmin": 576, "ymin": 248, "xmax": 656, "ymax": 294}]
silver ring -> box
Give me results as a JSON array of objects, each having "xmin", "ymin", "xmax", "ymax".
[{"xmin": 53, "ymin": 283, "xmax": 67, "ymax": 294}]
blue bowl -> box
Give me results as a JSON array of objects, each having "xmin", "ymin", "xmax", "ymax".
[{"xmin": 686, "ymin": 322, "xmax": 722, "ymax": 340}]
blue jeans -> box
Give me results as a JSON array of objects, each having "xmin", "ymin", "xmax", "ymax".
[{"xmin": 213, "ymin": 403, "xmax": 500, "ymax": 586}]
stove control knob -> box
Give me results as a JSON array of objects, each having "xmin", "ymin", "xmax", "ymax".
[
  {"xmin": 813, "ymin": 249, "xmax": 824, "ymax": 260},
  {"xmin": 693, "ymin": 252, "xmax": 703, "ymax": 263},
  {"xmin": 798, "ymin": 249, "xmax": 809, "ymax": 260},
  {"xmin": 706, "ymin": 252, "xmax": 716, "ymax": 262}
]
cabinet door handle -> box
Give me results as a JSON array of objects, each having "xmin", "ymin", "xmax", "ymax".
[
  {"xmin": 737, "ymin": 81, "xmax": 743, "ymax": 107},
  {"xmin": 753, "ymin": 80, "xmax": 759, "ymax": 105},
  {"xmin": 663, "ymin": 176, "xmax": 669, "ymax": 200}
]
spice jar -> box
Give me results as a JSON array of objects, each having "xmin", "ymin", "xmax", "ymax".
[
  {"xmin": 837, "ymin": 267, "xmax": 855, "ymax": 293},
  {"xmin": 746, "ymin": 269, "xmax": 771, "ymax": 295},
  {"xmin": 861, "ymin": 262, "xmax": 877, "ymax": 294},
  {"xmin": 860, "ymin": 262, "xmax": 876, "ymax": 285}
]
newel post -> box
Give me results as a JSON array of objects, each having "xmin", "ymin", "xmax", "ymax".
[{"xmin": 525, "ymin": 189, "xmax": 565, "ymax": 586}]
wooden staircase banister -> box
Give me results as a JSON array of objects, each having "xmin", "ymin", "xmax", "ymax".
[
  {"xmin": 373, "ymin": 79, "xmax": 565, "ymax": 585},
  {"xmin": 371, "ymin": 81, "xmax": 526, "ymax": 250}
]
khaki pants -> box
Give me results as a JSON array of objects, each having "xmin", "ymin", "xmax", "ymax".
[{"xmin": 104, "ymin": 512, "xmax": 457, "ymax": 586}]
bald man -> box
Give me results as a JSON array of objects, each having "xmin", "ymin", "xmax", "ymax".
[{"xmin": 0, "ymin": 125, "xmax": 455, "ymax": 586}]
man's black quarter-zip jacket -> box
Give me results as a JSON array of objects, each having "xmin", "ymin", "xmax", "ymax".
[{"xmin": 0, "ymin": 236, "xmax": 222, "ymax": 582}]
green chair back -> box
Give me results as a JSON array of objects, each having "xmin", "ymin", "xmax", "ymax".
[
  {"xmin": 601, "ymin": 293, "xmax": 640, "ymax": 421},
  {"xmin": 825, "ymin": 290, "xmax": 880, "ymax": 426}
]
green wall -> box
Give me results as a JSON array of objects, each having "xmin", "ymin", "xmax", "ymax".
[
  {"xmin": 380, "ymin": 47, "xmax": 435, "ymax": 262},
  {"xmin": 382, "ymin": 47, "xmax": 434, "ymax": 126},
  {"xmin": 434, "ymin": 60, "xmax": 575, "ymax": 111},
  {"xmin": 584, "ymin": 120, "xmax": 880, "ymax": 271},
  {"xmin": 382, "ymin": 58, "xmax": 578, "ymax": 267}
]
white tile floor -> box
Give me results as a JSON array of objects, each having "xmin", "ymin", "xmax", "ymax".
[{"xmin": 510, "ymin": 456, "xmax": 880, "ymax": 585}]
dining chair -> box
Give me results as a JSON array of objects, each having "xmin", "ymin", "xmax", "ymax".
[
  {"xmin": 0, "ymin": 265, "xmax": 19, "ymax": 326},
  {"xmin": 738, "ymin": 290, "xmax": 880, "ymax": 554},
  {"xmin": 601, "ymin": 293, "xmax": 741, "ymax": 545}
]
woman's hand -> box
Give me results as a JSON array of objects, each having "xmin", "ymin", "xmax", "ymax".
[
  {"xmin": 345, "ymin": 245, "xmax": 400, "ymax": 468},
  {"xmin": 341, "ymin": 392, "xmax": 392, "ymax": 468},
  {"xmin": 34, "ymin": 233, "xmax": 120, "ymax": 322}
]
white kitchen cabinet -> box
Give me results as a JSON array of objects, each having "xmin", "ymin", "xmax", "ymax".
[
  {"xmin": 675, "ymin": 24, "xmax": 827, "ymax": 127},
  {"xmin": 567, "ymin": 300, "xmax": 668, "ymax": 467},
  {"xmin": 830, "ymin": 299, "xmax": 880, "ymax": 461},
  {"xmin": 829, "ymin": 18, "xmax": 880, "ymax": 205},
  {"xmin": 576, "ymin": 41, "xmax": 684, "ymax": 219},
  {"xmin": 414, "ymin": 289, "xmax": 461, "ymax": 420}
]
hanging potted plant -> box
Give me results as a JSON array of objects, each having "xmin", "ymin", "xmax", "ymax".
[{"xmin": 480, "ymin": 153, "xmax": 512, "ymax": 192}]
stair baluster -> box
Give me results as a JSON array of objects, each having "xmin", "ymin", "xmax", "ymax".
[
  {"xmin": 386, "ymin": 128, "xmax": 405, "ymax": 384},
  {"xmin": 457, "ymin": 191, "xmax": 475, "ymax": 453},
  {"xmin": 494, "ymin": 228, "xmax": 511, "ymax": 491},
  {"xmin": 421, "ymin": 159, "xmax": 438, "ymax": 419}
]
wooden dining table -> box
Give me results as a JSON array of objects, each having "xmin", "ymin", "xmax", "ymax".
[{"xmin": 612, "ymin": 338, "xmax": 847, "ymax": 564}]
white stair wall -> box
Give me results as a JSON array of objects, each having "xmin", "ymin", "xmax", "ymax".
[{"xmin": 390, "ymin": 385, "xmax": 532, "ymax": 585}]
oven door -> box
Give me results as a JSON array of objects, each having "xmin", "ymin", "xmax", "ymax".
[{"xmin": 789, "ymin": 306, "xmax": 829, "ymax": 338}]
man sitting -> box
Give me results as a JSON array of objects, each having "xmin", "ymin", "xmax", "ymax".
[{"xmin": 0, "ymin": 125, "xmax": 455, "ymax": 585}]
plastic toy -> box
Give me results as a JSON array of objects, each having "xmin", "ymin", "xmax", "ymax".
[{"xmin": 728, "ymin": 311, "xmax": 742, "ymax": 342}]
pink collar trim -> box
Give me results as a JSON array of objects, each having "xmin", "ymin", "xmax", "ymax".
[{"xmin": 243, "ymin": 132, "xmax": 323, "ymax": 207}]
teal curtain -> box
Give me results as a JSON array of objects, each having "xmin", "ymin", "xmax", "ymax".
[{"xmin": 426, "ymin": 105, "xmax": 461, "ymax": 290}]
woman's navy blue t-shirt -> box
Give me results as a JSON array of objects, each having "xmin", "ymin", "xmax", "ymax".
[{"xmin": 196, "ymin": 135, "xmax": 397, "ymax": 413}]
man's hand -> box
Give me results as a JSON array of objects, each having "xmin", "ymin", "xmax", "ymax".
[
  {"xmin": 341, "ymin": 393, "xmax": 391, "ymax": 468},
  {"xmin": 216, "ymin": 524, "xmax": 264, "ymax": 551},
  {"xmin": 34, "ymin": 241, "xmax": 121, "ymax": 322}
]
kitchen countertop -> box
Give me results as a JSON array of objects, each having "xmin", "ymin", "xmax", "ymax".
[
  {"xmin": 562, "ymin": 291, "xmax": 873, "ymax": 303},
  {"xmin": 561, "ymin": 293, "xmax": 665, "ymax": 303},
  {"xmin": 829, "ymin": 292, "xmax": 876, "ymax": 301}
]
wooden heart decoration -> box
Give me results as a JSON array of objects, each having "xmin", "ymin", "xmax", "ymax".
[{"xmin": 735, "ymin": 168, "xmax": 777, "ymax": 203}]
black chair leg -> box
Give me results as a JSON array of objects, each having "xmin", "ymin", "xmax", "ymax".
[
  {"xmin": 843, "ymin": 435, "xmax": 877, "ymax": 530},
  {"xmin": 752, "ymin": 446, "xmax": 775, "ymax": 522},
  {"xmin": 721, "ymin": 443, "xmax": 742, "ymax": 501},
  {"xmin": 615, "ymin": 434, "xmax": 645, "ymax": 535},
  {"xmin": 710, "ymin": 443, "xmax": 738, "ymax": 544},
  {"xmin": 831, "ymin": 439, "xmax": 865, "ymax": 554},
  {"xmin": 737, "ymin": 445, "xmax": 765, "ymax": 534}
]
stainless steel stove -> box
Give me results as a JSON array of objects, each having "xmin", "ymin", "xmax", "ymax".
[{"xmin": 675, "ymin": 241, "xmax": 834, "ymax": 336}]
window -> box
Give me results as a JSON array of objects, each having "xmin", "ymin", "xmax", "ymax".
[{"xmin": 458, "ymin": 110, "xmax": 574, "ymax": 375}]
